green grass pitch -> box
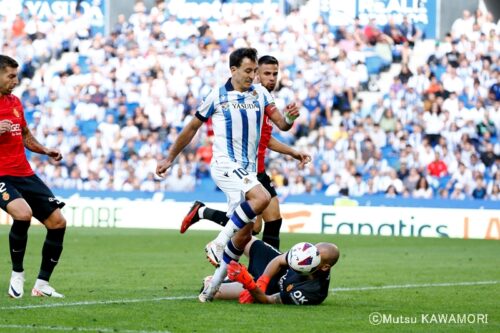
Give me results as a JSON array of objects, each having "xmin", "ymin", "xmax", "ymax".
[{"xmin": 0, "ymin": 226, "xmax": 498, "ymax": 332}]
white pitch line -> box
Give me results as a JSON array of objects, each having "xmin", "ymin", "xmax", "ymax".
[
  {"xmin": 332, "ymin": 280, "xmax": 499, "ymax": 292},
  {"xmin": 0, "ymin": 280, "xmax": 497, "ymax": 311},
  {"xmin": 0, "ymin": 295, "xmax": 196, "ymax": 310},
  {"xmin": 0, "ymin": 324, "xmax": 171, "ymax": 333}
]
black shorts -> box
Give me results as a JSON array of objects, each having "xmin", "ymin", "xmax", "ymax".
[
  {"xmin": 0, "ymin": 174, "xmax": 65, "ymax": 222},
  {"xmin": 248, "ymin": 239, "xmax": 286, "ymax": 294},
  {"xmin": 257, "ymin": 172, "xmax": 277, "ymax": 198}
]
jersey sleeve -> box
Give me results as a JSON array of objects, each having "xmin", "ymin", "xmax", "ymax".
[
  {"xmin": 195, "ymin": 89, "xmax": 217, "ymax": 122},
  {"xmin": 262, "ymin": 86, "xmax": 277, "ymax": 117},
  {"xmin": 262, "ymin": 87, "xmax": 275, "ymax": 108},
  {"xmin": 279, "ymin": 282, "xmax": 327, "ymax": 305}
]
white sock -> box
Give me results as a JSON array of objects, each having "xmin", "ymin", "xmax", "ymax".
[
  {"xmin": 11, "ymin": 271, "xmax": 24, "ymax": 279},
  {"xmin": 34, "ymin": 279, "xmax": 48, "ymax": 288},
  {"xmin": 214, "ymin": 222, "xmax": 237, "ymax": 245},
  {"xmin": 213, "ymin": 203, "xmax": 254, "ymax": 245},
  {"xmin": 198, "ymin": 206, "xmax": 206, "ymax": 219},
  {"xmin": 209, "ymin": 260, "xmax": 228, "ymax": 295}
]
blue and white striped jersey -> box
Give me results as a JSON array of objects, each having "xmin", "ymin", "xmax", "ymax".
[{"xmin": 196, "ymin": 79, "xmax": 275, "ymax": 172}]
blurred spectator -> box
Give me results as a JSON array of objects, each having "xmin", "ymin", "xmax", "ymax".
[
  {"xmin": 450, "ymin": 183, "xmax": 466, "ymax": 200},
  {"xmin": 471, "ymin": 175, "xmax": 487, "ymax": 199},
  {"xmin": 165, "ymin": 167, "xmax": 195, "ymax": 192},
  {"xmin": 427, "ymin": 151, "xmax": 448, "ymax": 178},
  {"xmin": 1, "ymin": 1, "xmax": 495, "ymax": 202},
  {"xmin": 413, "ymin": 176, "xmax": 433, "ymax": 199},
  {"xmin": 325, "ymin": 174, "xmax": 343, "ymax": 197}
]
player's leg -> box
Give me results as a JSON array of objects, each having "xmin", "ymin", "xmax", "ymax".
[
  {"xmin": 247, "ymin": 238, "xmax": 281, "ymax": 280},
  {"xmin": 207, "ymin": 276, "xmax": 243, "ymax": 300},
  {"xmin": 252, "ymin": 215, "xmax": 263, "ymax": 235},
  {"xmin": 257, "ymin": 172, "xmax": 282, "ymax": 249},
  {"xmin": 32, "ymin": 208, "xmax": 66, "ymax": 298},
  {"xmin": 4, "ymin": 194, "xmax": 32, "ymax": 299},
  {"xmin": 211, "ymin": 237, "xmax": 279, "ymax": 302},
  {"xmin": 201, "ymin": 206, "xmax": 230, "ymax": 225},
  {"xmin": 261, "ymin": 196, "xmax": 282, "ymax": 250},
  {"xmin": 180, "ymin": 201, "xmax": 229, "ymax": 233},
  {"xmin": 181, "ymin": 201, "xmax": 263, "ymax": 234},
  {"xmin": 200, "ymin": 223, "xmax": 254, "ymax": 302},
  {"xmin": 205, "ymin": 160, "xmax": 268, "ymax": 266},
  {"xmin": 208, "ymin": 183, "xmax": 270, "ymax": 264},
  {"xmin": 21, "ymin": 175, "xmax": 66, "ymax": 298},
  {"xmin": 200, "ymin": 185, "xmax": 271, "ymax": 302},
  {"xmin": 243, "ymin": 236, "xmax": 259, "ymax": 257}
]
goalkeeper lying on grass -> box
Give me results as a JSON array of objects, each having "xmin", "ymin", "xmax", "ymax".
[{"xmin": 202, "ymin": 237, "xmax": 339, "ymax": 305}]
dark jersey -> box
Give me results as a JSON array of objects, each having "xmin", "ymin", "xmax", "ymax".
[
  {"xmin": 277, "ymin": 269, "xmax": 330, "ymax": 305},
  {"xmin": 248, "ymin": 240, "xmax": 331, "ymax": 306}
]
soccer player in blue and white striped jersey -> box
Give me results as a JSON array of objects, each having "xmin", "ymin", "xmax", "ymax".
[{"xmin": 156, "ymin": 48, "xmax": 299, "ymax": 302}]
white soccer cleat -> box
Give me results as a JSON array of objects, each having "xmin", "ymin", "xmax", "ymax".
[
  {"xmin": 8, "ymin": 271, "xmax": 25, "ymax": 299},
  {"xmin": 205, "ymin": 241, "xmax": 224, "ymax": 267},
  {"xmin": 31, "ymin": 280, "xmax": 64, "ymax": 298},
  {"xmin": 198, "ymin": 277, "xmax": 219, "ymax": 303}
]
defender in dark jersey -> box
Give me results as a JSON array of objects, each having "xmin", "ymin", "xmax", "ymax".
[
  {"xmin": 0, "ymin": 55, "xmax": 66, "ymax": 298},
  {"xmin": 208, "ymin": 238, "xmax": 339, "ymax": 305}
]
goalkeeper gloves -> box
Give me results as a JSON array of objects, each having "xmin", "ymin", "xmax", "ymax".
[
  {"xmin": 227, "ymin": 261, "xmax": 256, "ymax": 290},
  {"xmin": 238, "ymin": 274, "xmax": 271, "ymax": 304}
]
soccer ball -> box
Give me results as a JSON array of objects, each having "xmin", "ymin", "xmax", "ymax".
[{"xmin": 287, "ymin": 242, "xmax": 321, "ymax": 274}]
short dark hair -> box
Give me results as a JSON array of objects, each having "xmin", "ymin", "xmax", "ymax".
[
  {"xmin": 258, "ymin": 55, "xmax": 279, "ymax": 66},
  {"xmin": 229, "ymin": 48, "xmax": 258, "ymax": 68},
  {"xmin": 0, "ymin": 55, "xmax": 19, "ymax": 71}
]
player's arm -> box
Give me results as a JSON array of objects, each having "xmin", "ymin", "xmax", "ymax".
[
  {"xmin": 265, "ymin": 102, "xmax": 299, "ymax": 131},
  {"xmin": 156, "ymin": 116, "xmax": 203, "ymax": 177},
  {"xmin": 247, "ymin": 254, "xmax": 288, "ymax": 304},
  {"xmin": 22, "ymin": 126, "xmax": 62, "ymax": 161},
  {"xmin": 228, "ymin": 254, "xmax": 288, "ymax": 304},
  {"xmin": 267, "ymin": 136, "xmax": 311, "ymax": 167},
  {"xmin": 248, "ymin": 289, "xmax": 283, "ymax": 304}
]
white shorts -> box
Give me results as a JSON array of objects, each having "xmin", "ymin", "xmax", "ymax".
[{"xmin": 211, "ymin": 158, "xmax": 261, "ymax": 216}]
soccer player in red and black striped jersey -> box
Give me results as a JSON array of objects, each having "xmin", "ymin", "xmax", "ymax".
[
  {"xmin": 180, "ymin": 56, "xmax": 310, "ymax": 251},
  {"xmin": 0, "ymin": 55, "xmax": 66, "ymax": 298}
]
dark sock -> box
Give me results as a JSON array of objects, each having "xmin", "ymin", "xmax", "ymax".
[
  {"xmin": 38, "ymin": 228, "xmax": 66, "ymax": 281},
  {"xmin": 9, "ymin": 220, "xmax": 31, "ymax": 272},
  {"xmin": 203, "ymin": 207, "xmax": 230, "ymax": 226},
  {"xmin": 262, "ymin": 218, "xmax": 282, "ymax": 250}
]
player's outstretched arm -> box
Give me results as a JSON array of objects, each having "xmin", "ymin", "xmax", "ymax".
[
  {"xmin": 261, "ymin": 252, "xmax": 288, "ymax": 279},
  {"xmin": 156, "ymin": 117, "xmax": 203, "ymax": 177},
  {"xmin": 267, "ymin": 136, "xmax": 311, "ymax": 167},
  {"xmin": 247, "ymin": 287, "xmax": 283, "ymax": 304},
  {"xmin": 228, "ymin": 260, "xmax": 283, "ymax": 305},
  {"xmin": 22, "ymin": 126, "xmax": 62, "ymax": 161},
  {"xmin": 266, "ymin": 103, "xmax": 299, "ymax": 131}
]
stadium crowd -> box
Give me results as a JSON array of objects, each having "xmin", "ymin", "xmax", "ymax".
[{"xmin": 0, "ymin": 1, "xmax": 499, "ymax": 200}]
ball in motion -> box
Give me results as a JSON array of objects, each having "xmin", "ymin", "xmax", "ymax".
[{"xmin": 287, "ymin": 242, "xmax": 321, "ymax": 274}]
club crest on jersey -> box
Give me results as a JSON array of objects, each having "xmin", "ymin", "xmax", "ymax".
[
  {"xmin": 286, "ymin": 284, "xmax": 294, "ymax": 292},
  {"xmin": 2, "ymin": 192, "xmax": 9, "ymax": 201},
  {"xmin": 243, "ymin": 177, "xmax": 251, "ymax": 184},
  {"xmin": 252, "ymin": 90, "xmax": 258, "ymax": 98},
  {"xmin": 221, "ymin": 102, "xmax": 229, "ymax": 111},
  {"xmin": 13, "ymin": 108, "xmax": 20, "ymax": 117}
]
